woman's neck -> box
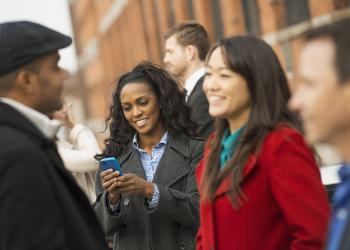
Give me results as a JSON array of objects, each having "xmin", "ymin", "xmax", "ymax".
[
  {"xmin": 137, "ymin": 127, "xmax": 166, "ymax": 154},
  {"xmin": 227, "ymin": 110, "xmax": 249, "ymax": 133}
]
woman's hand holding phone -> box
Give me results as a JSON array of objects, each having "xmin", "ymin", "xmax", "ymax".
[
  {"xmin": 101, "ymin": 170, "xmax": 155, "ymax": 201},
  {"xmin": 112, "ymin": 174, "xmax": 154, "ymax": 199},
  {"xmin": 100, "ymin": 169, "xmax": 122, "ymax": 204}
]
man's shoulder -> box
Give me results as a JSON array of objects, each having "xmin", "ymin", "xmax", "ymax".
[
  {"xmin": 188, "ymin": 78, "xmax": 206, "ymax": 103},
  {"xmin": 193, "ymin": 75, "xmax": 205, "ymax": 91},
  {"xmin": 0, "ymin": 124, "xmax": 43, "ymax": 156},
  {"xmin": 0, "ymin": 126, "xmax": 53, "ymax": 184},
  {"xmin": 0, "ymin": 123, "xmax": 33, "ymax": 141}
]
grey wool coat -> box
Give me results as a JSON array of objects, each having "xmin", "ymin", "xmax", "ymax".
[{"xmin": 94, "ymin": 134, "xmax": 204, "ymax": 250}]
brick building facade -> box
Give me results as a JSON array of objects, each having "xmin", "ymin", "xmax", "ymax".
[{"xmin": 68, "ymin": 0, "xmax": 350, "ymax": 139}]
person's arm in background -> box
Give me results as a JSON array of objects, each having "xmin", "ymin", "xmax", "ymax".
[{"xmin": 52, "ymin": 104, "xmax": 101, "ymax": 173}]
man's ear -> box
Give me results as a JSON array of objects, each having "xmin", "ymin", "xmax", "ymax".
[
  {"xmin": 185, "ymin": 45, "xmax": 197, "ymax": 62},
  {"xmin": 339, "ymin": 80, "xmax": 350, "ymax": 115},
  {"xmin": 15, "ymin": 70, "xmax": 39, "ymax": 95}
]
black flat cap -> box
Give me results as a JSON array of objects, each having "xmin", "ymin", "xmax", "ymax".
[{"xmin": 0, "ymin": 21, "xmax": 72, "ymax": 76}]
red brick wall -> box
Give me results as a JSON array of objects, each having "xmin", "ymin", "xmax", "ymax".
[
  {"xmin": 258, "ymin": 0, "xmax": 286, "ymax": 33},
  {"xmin": 220, "ymin": 0, "xmax": 246, "ymax": 36},
  {"xmin": 309, "ymin": 0, "xmax": 335, "ymax": 17},
  {"xmin": 69, "ymin": 0, "xmax": 349, "ymax": 122},
  {"xmin": 172, "ymin": 0, "xmax": 190, "ymax": 22},
  {"xmin": 192, "ymin": 0, "xmax": 215, "ymax": 42}
]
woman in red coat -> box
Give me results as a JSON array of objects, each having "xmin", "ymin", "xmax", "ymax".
[{"xmin": 196, "ymin": 35, "xmax": 330, "ymax": 250}]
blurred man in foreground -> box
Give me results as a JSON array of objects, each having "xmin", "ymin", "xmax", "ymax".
[
  {"xmin": 289, "ymin": 18, "xmax": 350, "ymax": 250},
  {"xmin": 0, "ymin": 21, "xmax": 108, "ymax": 250}
]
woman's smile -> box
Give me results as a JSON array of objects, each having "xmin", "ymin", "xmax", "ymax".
[{"xmin": 135, "ymin": 118, "xmax": 149, "ymax": 128}]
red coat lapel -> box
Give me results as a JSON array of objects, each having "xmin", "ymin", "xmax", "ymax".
[{"xmin": 214, "ymin": 154, "xmax": 257, "ymax": 198}]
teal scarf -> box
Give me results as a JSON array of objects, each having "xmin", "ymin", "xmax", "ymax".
[{"xmin": 220, "ymin": 126, "xmax": 245, "ymax": 168}]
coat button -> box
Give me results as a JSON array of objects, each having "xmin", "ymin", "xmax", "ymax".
[
  {"xmin": 180, "ymin": 242, "xmax": 186, "ymax": 249},
  {"xmin": 123, "ymin": 199, "xmax": 130, "ymax": 206}
]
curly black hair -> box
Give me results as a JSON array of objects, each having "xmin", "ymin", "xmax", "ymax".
[{"xmin": 97, "ymin": 61, "xmax": 197, "ymax": 159}]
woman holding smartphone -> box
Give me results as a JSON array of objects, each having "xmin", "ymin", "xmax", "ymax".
[
  {"xmin": 196, "ymin": 36, "xmax": 330, "ymax": 250},
  {"xmin": 94, "ymin": 62, "xmax": 204, "ymax": 250}
]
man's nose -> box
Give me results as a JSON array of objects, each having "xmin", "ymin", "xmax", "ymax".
[
  {"xmin": 288, "ymin": 92, "xmax": 301, "ymax": 113},
  {"xmin": 163, "ymin": 53, "xmax": 169, "ymax": 64}
]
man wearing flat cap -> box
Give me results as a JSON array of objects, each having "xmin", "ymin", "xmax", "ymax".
[{"xmin": 0, "ymin": 21, "xmax": 109, "ymax": 250}]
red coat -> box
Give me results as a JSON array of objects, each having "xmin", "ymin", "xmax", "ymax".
[{"xmin": 196, "ymin": 126, "xmax": 330, "ymax": 250}]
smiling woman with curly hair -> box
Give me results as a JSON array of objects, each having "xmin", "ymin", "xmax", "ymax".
[{"xmin": 94, "ymin": 61, "xmax": 204, "ymax": 250}]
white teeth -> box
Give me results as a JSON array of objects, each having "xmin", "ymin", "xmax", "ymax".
[
  {"xmin": 208, "ymin": 96, "xmax": 223, "ymax": 101},
  {"xmin": 136, "ymin": 118, "xmax": 148, "ymax": 127}
]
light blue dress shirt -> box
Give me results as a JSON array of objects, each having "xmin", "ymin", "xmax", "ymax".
[{"xmin": 132, "ymin": 131, "xmax": 168, "ymax": 208}]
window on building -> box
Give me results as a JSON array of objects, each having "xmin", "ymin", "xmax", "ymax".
[
  {"xmin": 333, "ymin": 0, "xmax": 350, "ymax": 9},
  {"xmin": 284, "ymin": 0, "xmax": 310, "ymax": 26},
  {"xmin": 210, "ymin": 0, "xmax": 224, "ymax": 39},
  {"xmin": 241, "ymin": 0, "xmax": 261, "ymax": 35},
  {"xmin": 186, "ymin": 0, "xmax": 195, "ymax": 20},
  {"xmin": 282, "ymin": 41, "xmax": 293, "ymax": 73},
  {"xmin": 168, "ymin": 0, "xmax": 175, "ymax": 28}
]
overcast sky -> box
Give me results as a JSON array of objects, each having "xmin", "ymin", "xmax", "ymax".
[{"xmin": 0, "ymin": 0, "xmax": 78, "ymax": 72}]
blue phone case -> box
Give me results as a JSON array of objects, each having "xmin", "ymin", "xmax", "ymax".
[{"xmin": 99, "ymin": 157, "xmax": 123, "ymax": 175}]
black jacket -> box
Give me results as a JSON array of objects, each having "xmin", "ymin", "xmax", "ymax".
[
  {"xmin": 187, "ymin": 76, "xmax": 214, "ymax": 139},
  {"xmin": 0, "ymin": 102, "xmax": 109, "ymax": 250}
]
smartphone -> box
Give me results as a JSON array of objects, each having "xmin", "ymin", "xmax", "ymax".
[{"xmin": 99, "ymin": 157, "xmax": 123, "ymax": 176}]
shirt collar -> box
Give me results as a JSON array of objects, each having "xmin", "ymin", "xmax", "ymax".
[
  {"xmin": 184, "ymin": 67, "xmax": 206, "ymax": 98},
  {"xmin": 0, "ymin": 97, "xmax": 61, "ymax": 139},
  {"xmin": 132, "ymin": 131, "xmax": 169, "ymax": 152},
  {"xmin": 221, "ymin": 125, "xmax": 245, "ymax": 150},
  {"xmin": 332, "ymin": 163, "xmax": 350, "ymax": 207}
]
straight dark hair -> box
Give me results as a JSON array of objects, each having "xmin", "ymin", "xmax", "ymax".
[{"xmin": 201, "ymin": 35, "xmax": 302, "ymax": 208}]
